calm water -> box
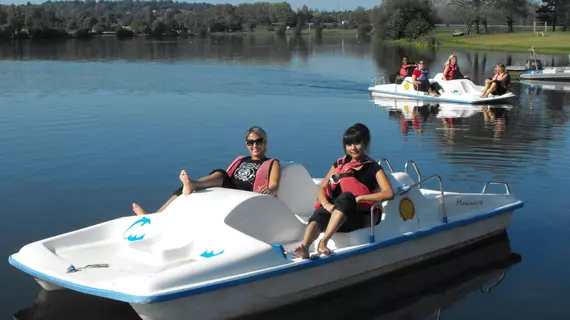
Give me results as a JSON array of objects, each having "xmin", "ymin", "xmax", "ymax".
[{"xmin": 1, "ymin": 35, "xmax": 570, "ymax": 319}]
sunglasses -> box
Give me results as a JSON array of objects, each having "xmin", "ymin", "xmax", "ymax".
[{"xmin": 246, "ymin": 138, "xmax": 264, "ymax": 146}]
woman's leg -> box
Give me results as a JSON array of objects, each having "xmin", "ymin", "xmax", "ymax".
[
  {"xmin": 318, "ymin": 192, "xmax": 358, "ymax": 254},
  {"xmin": 132, "ymin": 170, "xmax": 226, "ymax": 216},
  {"xmin": 482, "ymin": 82, "xmax": 497, "ymax": 97},
  {"xmin": 318, "ymin": 208, "xmax": 347, "ymax": 254},
  {"xmin": 294, "ymin": 206, "xmax": 331, "ymax": 258}
]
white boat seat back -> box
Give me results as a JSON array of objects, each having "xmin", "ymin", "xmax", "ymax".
[
  {"xmin": 390, "ymin": 172, "xmax": 416, "ymax": 187},
  {"xmin": 276, "ymin": 162, "xmax": 319, "ymax": 224}
]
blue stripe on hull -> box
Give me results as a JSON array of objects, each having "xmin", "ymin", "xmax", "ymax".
[{"xmin": 8, "ymin": 201, "xmax": 524, "ymax": 304}]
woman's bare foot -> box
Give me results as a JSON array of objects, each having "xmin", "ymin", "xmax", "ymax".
[
  {"xmin": 179, "ymin": 170, "xmax": 194, "ymax": 196},
  {"xmin": 317, "ymin": 239, "xmax": 332, "ymax": 255},
  {"xmin": 132, "ymin": 203, "xmax": 147, "ymax": 216},
  {"xmin": 293, "ymin": 243, "xmax": 310, "ymax": 259}
]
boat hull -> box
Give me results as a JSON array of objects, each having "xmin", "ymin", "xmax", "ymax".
[
  {"xmin": 368, "ymin": 73, "xmax": 516, "ymax": 105},
  {"xmin": 368, "ymin": 87, "xmax": 515, "ymax": 104},
  {"xmin": 520, "ymin": 67, "xmax": 570, "ymax": 81},
  {"xmin": 131, "ymin": 210, "xmax": 514, "ymax": 320}
]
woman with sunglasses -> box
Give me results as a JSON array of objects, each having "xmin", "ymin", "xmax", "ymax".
[
  {"xmin": 411, "ymin": 60, "xmax": 439, "ymax": 97},
  {"xmin": 293, "ymin": 123, "xmax": 394, "ymax": 259},
  {"xmin": 132, "ymin": 126, "xmax": 280, "ymax": 215}
]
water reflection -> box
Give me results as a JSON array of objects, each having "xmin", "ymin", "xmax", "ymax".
[
  {"xmin": 246, "ymin": 234, "xmax": 519, "ymax": 320},
  {"xmin": 370, "ymin": 96, "xmax": 513, "ymax": 139},
  {"xmin": 0, "ymin": 35, "xmax": 374, "ymax": 64},
  {"xmin": 521, "ymin": 79, "xmax": 570, "ymax": 92},
  {"xmin": 13, "ymin": 234, "xmax": 519, "ymax": 320}
]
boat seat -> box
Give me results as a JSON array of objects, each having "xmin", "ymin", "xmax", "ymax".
[
  {"xmin": 326, "ymin": 171, "xmax": 418, "ymax": 248},
  {"xmin": 276, "ymin": 162, "xmax": 319, "ymax": 224}
]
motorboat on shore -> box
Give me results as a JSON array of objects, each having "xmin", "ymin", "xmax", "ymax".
[
  {"xmin": 13, "ymin": 233, "xmax": 520, "ymax": 320},
  {"xmin": 368, "ymin": 73, "xmax": 515, "ymax": 104},
  {"xmin": 520, "ymin": 67, "xmax": 570, "ymax": 81},
  {"xmin": 8, "ymin": 160, "xmax": 524, "ymax": 320}
]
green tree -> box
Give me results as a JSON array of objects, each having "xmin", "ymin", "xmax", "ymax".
[{"xmin": 373, "ymin": 0, "xmax": 436, "ymax": 40}]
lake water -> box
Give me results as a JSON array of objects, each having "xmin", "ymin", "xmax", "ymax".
[{"xmin": 2, "ymin": 35, "xmax": 569, "ymax": 319}]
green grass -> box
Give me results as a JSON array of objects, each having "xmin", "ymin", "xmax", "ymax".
[{"xmin": 433, "ymin": 27, "xmax": 570, "ymax": 53}]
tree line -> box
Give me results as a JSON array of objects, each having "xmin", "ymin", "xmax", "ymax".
[
  {"xmin": 0, "ymin": 0, "xmax": 558, "ymax": 41},
  {"xmin": 0, "ymin": 1, "xmax": 375, "ymax": 39}
]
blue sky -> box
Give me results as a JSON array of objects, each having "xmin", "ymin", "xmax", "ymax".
[{"xmin": 0, "ymin": 0, "xmax": 380, "ymax": 11}]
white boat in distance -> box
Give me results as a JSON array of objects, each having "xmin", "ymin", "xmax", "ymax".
[
  {"xmin": 520, "ymin": 66, "xmax": 570, "ymax": 81},
  {"xmin": 9, "ymin": 160, "xmax": 524, "ymax": 320},
  {"xmin": 368, "ymin": 73, "xmax": 516, "ymax": 104}
]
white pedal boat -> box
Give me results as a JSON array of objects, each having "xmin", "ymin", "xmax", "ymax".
[
  {"xmin": 13, "ymin": 233, "xmax": 520, "ymax": 320},
  {"xmin": 368, "ymin": 73, "xmax": 516, "ymax": 104},
  {"xmin": 370, "ymin": 96, "xmax": 513, "ymax": 120},
  {"xmin": 8, "ymin": 160, "xmax": 524, "ymax": 320}
]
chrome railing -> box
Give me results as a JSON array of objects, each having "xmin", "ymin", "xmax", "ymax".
[
  {"xmin": 369, "ymin": 202, "xmax": 382, "ymax": 243},
  {"xmin": 368, "ymin": 174, "xmax": 447, "ymax": 243},
  {"xmin": 404, "ymin": 160, "xmax": 422, "ymax": 187},
  {"xmin": 481, "ymin": 181, "xmax": 511, "ymax": 195},
  {"xmin": 370, "ymin": 77, "xmax": 385, "ymax": 87},
  {"xmin": 379, "ymin": 158, "xmax": 394, "ymax": 173},
  {"xmin": 398, "ymin": 174, "xmax": 447, "ymax": 223}
]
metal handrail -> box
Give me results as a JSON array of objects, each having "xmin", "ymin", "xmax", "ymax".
[
  {"xmin": 379, "ymin": 158, "xmax": 394, "ymax": 173},
  {"xmin": 481, "ymin": 181, "xmax": 511, "ymax": 195},
  {"xmin": 369, "ymin": 78, "xmax": 377, "ymax": 87},
  {"xmin": 369, "ymin": 202, "xmax": 381, "ymax": 243},
  {"xmin": 404, "ymin": 160, "xmax": 422, "ymax": 187},
  {"xmin": 370, "ymin": 77, "xmax": 385, "ymax": 87},
  {"xmin": 398, "ymin": 174, "xmax": 447, "ymax": 223},
  {"xmin": 368, "ymin": 174, "xmax": 448, "ymax": 243}
]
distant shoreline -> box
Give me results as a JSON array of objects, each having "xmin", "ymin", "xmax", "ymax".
[{"xmin": 0, "ymin": 27, "xmax": 367, "ymax": 41}]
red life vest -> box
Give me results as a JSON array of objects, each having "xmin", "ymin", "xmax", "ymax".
[
  {"xmin": 400, "ymin": 63, "xmax": 415, "ymax": 76},
  {"xmin": 492, "ymin": 72, "xmax": 510, "ymax": 89},
  {"xmin": 226, "ymin": 156, "xmax": 276, "ymax": 195},
  {"xmin": 445, "ymin": 64, "xmax": 459, "ymax": 80},
  {"xmin": 314, "ymin": 155, "xmax": 378, "ymax": 212}
]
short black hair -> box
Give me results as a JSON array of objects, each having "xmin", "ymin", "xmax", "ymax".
[{"xmin": 343, "ymin": 123, "xmax": 371, "ymax": 150}]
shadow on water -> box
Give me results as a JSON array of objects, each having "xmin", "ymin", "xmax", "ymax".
[
  {"xmin": 244, "ymin": 233, "xmax": 520, "ymax": 320},
  {"xmin": 13, "ymin": 234, "xmax": 520, "ymax": 320}
]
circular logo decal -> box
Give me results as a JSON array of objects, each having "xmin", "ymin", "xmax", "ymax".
[
  {"xmin": 404, "ymin": 83, "xmax": 410, "ymax": 90},
  {"xmin": 399, "ymin": 197, "xmax": 415, "ymax": 221}
]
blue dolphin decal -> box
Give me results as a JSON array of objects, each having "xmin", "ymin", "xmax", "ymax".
[
  {"xmin": 123, "ymin": 217, "xmax": 151, "ymax": 242},
  {"xmin": 200, "ymin": 250, "xmax": 225, "ymax": 258}
]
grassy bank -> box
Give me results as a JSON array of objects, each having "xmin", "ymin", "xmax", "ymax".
[{"xmin": 433, "ymin": 27, "xmax": 570, "ymax": 53}]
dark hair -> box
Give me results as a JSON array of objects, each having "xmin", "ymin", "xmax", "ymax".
[{"xmin": 342, "ymin": 123, "xmax": 371, "ymax": 153}]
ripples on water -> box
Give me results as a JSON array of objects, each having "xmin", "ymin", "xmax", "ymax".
[{"xmin": 1, "ymin": 37, "xmax": 570, "ymax": 319}]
